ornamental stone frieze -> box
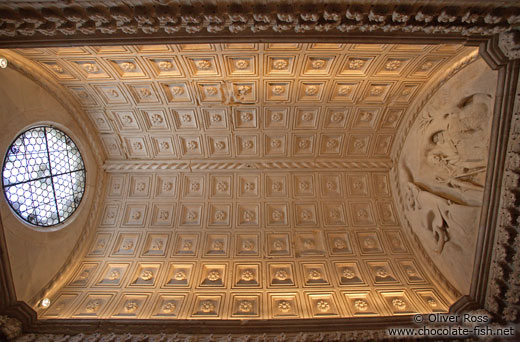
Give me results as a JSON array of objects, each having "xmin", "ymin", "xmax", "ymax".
[
  {"xmin": 0, "ymin": 1, "xmax": 519, "ymax": 43},
  {"xmin": 485, "ymin": 67, "xmax": 520, "ymax": 323}
]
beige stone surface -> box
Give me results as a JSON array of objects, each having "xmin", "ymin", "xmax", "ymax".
[
  {"xmin": 398, "ymin": 58, "xmax": 498, "ymax": 294},
  {"xmin": 0, "ymin": 43, "xmax": 490, "ymax": 319},
  {"xmin": 0, "ymin": 67, "xmax": 100, "ymax": 302}
]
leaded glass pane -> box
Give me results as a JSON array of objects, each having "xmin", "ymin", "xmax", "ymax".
[{"xmin": 2, "ymin": 126, "xmax": 86, "ymax": 227}]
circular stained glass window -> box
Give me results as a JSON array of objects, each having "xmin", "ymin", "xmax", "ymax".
[{"xmin": 2, "ymin": 126, "xmax": 86, "ymax": 227}]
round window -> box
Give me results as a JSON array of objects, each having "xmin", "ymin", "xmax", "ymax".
[{"xmin": 2, "ymin": 126, "xmax": 86, "ymax": 227}]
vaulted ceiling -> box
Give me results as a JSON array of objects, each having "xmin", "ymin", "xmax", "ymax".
[
  {"xmin": 16, "ymin": 43, "xmax": 473, "ymax": 162},
  {"xmin": 10, "ymin": 43, "xmax": 477, "ymax": 320}
]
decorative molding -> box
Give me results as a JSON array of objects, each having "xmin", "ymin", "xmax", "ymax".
[
  {"xmin": 0, "ymin": 1, "xmax": 518, "ymax": 46},
  {"xmin": 8, "ymin": 330, "xmax": 475, "ymax": 342},
  {"xmin": 27, "ymin": 315, "xmax": 420, "ymax": 335},
  {"xmin": 484, "ymin": 60, "xmax": 520, "ymax": 323},
  {"xmin": 480, "ymin": 34, "xmax": 510, "ymax": 70},
  {"xmin": 13, "ymin": 309, "xmax": 508, "ymax": 342},
  {"xmin": 0, "ymin": 216, "xmax": 16, "ymax": 310},
  {"xmin": 449, "ymin": 295, "xmax": 479, "ymax": 314},
  {"xmin": 104, "ymin": 159, "xmax": 393, "ymax": 172},
  {"xmin": 499, "ymin": 30, "xmax": 520, "ymax": 60},
  {"xmin": 0, "ymin": 315, "xmax": 22, "ymax": 341}
]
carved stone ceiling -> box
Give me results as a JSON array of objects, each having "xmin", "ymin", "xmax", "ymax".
[{"xmin": 13, "ymin": 43, "xmax": 477, "ymax": 319}]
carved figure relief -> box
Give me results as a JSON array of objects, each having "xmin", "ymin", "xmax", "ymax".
[
  {"xmin": 398, "ymin": 58, "xmax": 497, "ymax": 294},
  {"xmin": 421, "ymin": 93, "xmax": 493, "ymax": 195}
]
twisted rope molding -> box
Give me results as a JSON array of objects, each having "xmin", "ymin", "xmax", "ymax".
[
  {"xmin": 388, "ymin": 51, "xmax": 481, "ymax": 303},
  {"xmin": 0, "ymin": 0, "xmax": 518, "ymax": 40},
  {"xmin": 103, "ymin": 159, "xmax": 393, "ymax": 172}
]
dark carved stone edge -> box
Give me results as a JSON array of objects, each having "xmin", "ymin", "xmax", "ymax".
[
  {"xmin": 482, "ymin": 57, "xmax": 520, "ymax": 323},
  {"xmin": 0, "ymin": 216, "xmax": 37, "ymax": 331},
  {"xmin": 0, "ymin": 1, "xmax": 519, "ymax": 47}
]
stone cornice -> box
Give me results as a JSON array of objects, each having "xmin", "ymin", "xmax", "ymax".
[
  {"xmin": 0, "ymin": 217, "xmax": 37, "ymax": 330},
  {"xmin": 5, "ymin": 331, "xmax": 478, "ymax": 342},
  {"xmin": 473, "ymin": 60, "xmax": 519, "ymax": 305},
  {"xmin": 498, "ymin": 30, "xmax": 520, "ymax": 60},
  {"xmin": 0, "ymin": 216, "xmax": 16, "ymax": 310},
  {"xmin": 0, "ymin": 1, "xmax": 519, "ymax": 46}
]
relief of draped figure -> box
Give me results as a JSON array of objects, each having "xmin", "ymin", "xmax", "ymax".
[{"xmin": 420, "ymin": 93, "xmax": 493, "ymax": 199}]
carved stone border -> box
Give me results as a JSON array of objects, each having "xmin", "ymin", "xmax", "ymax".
[
  {"xmin": 8, "ymin": 309, "xmax": 505, "ymax": 342},
  {"xmin": 474, "ymin": 37, "xmax": 519, "ymax": 310},
  {"xmin": 4, "ymin": 326, "xmax": 479, "ymax": 342},
  {"xmin": 103, "ymin": 159, "xmax": 393, "ymax": 172},
  {"xmin": 480, "ymin": 36, "xmax": 520, "ymax": 323},
  {"xmin": 0, "ymin": 0, "xmax": 519, "ymax": 47}
]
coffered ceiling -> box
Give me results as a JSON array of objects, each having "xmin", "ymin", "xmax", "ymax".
[
  {"xmin": 14, "ymin": 43, "xmax": 474, "ymax": 163},
  {"xmin": 11, "ymin": 43, "xmax": 477, "ymax": 320}
]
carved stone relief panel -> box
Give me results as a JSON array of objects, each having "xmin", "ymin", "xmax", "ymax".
[
  {"xmin": 334, "ymin": 262, "xmax": 366, "ymax": 287},
  {"xmin": 71, "ymin": 293, "xmax": 115, "ymax": 318},
  {"xmin": 397, "ymin": 58, "xmax": 498, "ymax": 294},
  {"xmin": 379, "ymin": 291, "xmax": 420, "ymax": 315},
  {"xmin": 343, "ymin": 291, "xmax": 381, "ymax": 317},
  {"xmin": 149, "ymin": 294, "xmax": 187, "ymax": 319}
]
